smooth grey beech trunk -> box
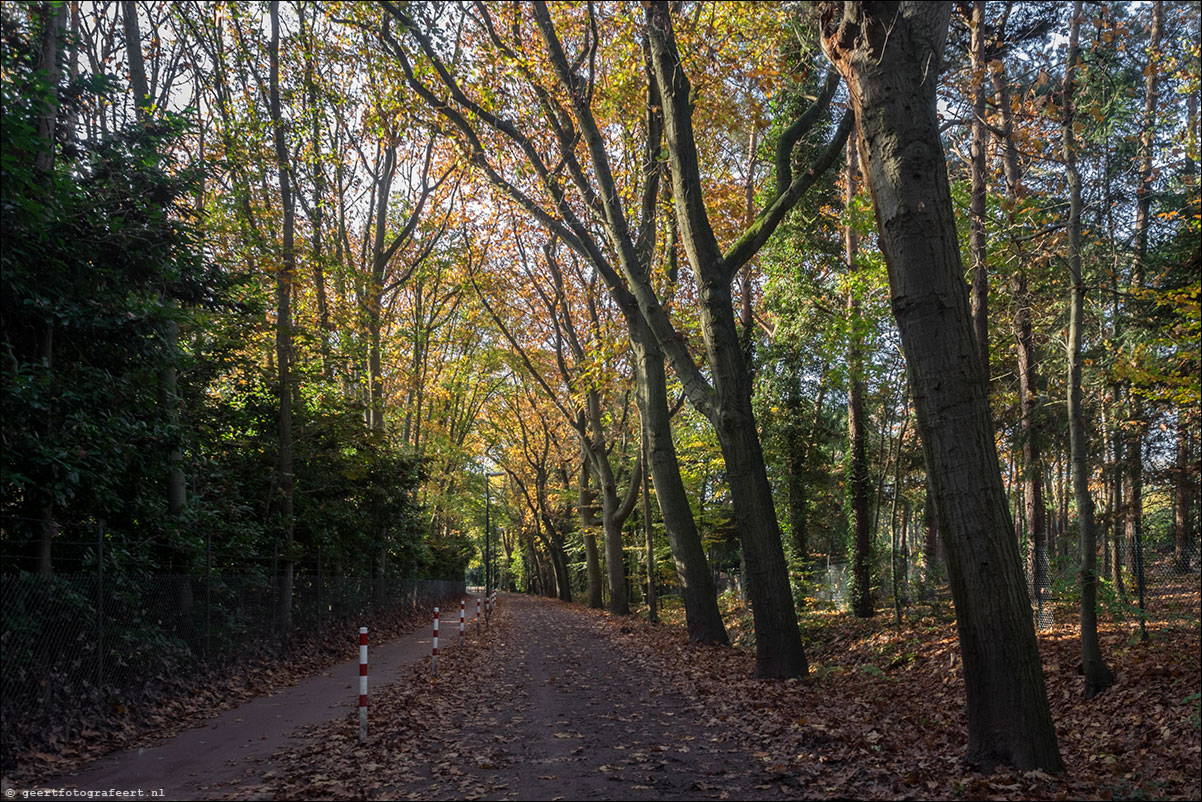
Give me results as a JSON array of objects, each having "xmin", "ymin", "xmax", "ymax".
[{"xmin": 820, "ymin": 0, "xmax": 1063, "ymax": 772}]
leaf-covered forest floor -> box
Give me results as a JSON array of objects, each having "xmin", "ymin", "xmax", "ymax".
[{"xmin": 217, "ymin": 581, "xmax": 1198, "ymax": 801}]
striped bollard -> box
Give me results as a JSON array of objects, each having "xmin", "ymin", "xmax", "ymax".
[
  {"xmin": 476, "ymin": 597, "xmax": 481, "ymax": 633},
  {"xmin": 432, "ymin": 607, "xmax": 440, "ymax": 677},
  {"xmin": 459, "ymin": 600, "xmax": 465, "ymax": 643},
  {"xmin": 358, "ymin": 627, "xmax": 368, "ymax": 743}
]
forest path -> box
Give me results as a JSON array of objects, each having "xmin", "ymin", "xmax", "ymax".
[
  {"xmin": 33, "ymin": 595, "xmax": 478, "ymax": 801},
  {"xmin": 226, "ymin": 594, "xmax": 797, "ymax": 801}
]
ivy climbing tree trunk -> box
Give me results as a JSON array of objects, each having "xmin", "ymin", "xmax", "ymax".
[{"xmin": 820, "ymin": 0, "xmax": 1063, "ymax": 772}]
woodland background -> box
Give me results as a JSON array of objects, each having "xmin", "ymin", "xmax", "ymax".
[{"xmin": 1, "ymin": 0, "xmax": 1198, "ymax": 782}]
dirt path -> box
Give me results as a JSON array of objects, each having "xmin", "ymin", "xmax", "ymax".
[
  {"xmin": 25, "ymin": 596, "xmax": 476, "ymax": 801},
  {"xmin": 228, "ymin": 594, "xmax": 796, "ymax": 801}
]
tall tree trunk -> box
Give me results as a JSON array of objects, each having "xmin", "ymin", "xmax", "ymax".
[
  {"xmin": 968, "ymin": 0, "xmax": 990, "ymax": 383},
  {"xmin": 1174, "ymin": 410, "xmax": 1193, "ymax": 572},
  {"xmin": 1017, "ymin": 267, "xmax": 1048, "ymax": 625},
  {"xmin": 125, "ymin": 0, "xmax": 189, "ymax": 624},
  {"xmin": 785, "ymin": 354, "xmax": 827, "ymax": 569},
  {"xmin": 641, "ymin": 421, "xmax": 658, "ymax": 624},
  {"xmin": 368, "ymin": 144, "xmax": 397, "ymax": 435},
  {"xmin": 1109, "ymin": 414, "xmax": 1127, "ymax": 595},
  {"xmin": 578, "ymin": 456, "xmax": 604, "ymax": 609},
  {"xmin": 31, "ymin": 0, "xmax": 67, "ymax": 575},
  {"xmin": 300, "ymin": 7, "xmax": 333, "ymax": 380},
  {"xmin": 645, "ymin": 3, "xmax": 810, "ymax": 677},
  {"xmin": 632, "ymin": 331, "xmax": 727, "ymax": 642},
  {"xmin": 821, "ymin": 1, "xmax": 1063, "ymax": 772},
  {"xmin": 922, "ymin": 484, "xmax": 939, "ymax": 596},
  {"xmin": 1062, "ymin": 0, "xmax": 1115, "ymax": 700},
  {"xmin": 269, "ymin": 1, "xmax": 296, "ymax": 633},
  {"xmin": 121, "ymin": 1, "xmax": 149, "ymax": 115},
  {"xmin": 992, "ymin": 51, "xmax": 1049, "ymax": 625},
  {"xmin": 846, "ymin": 136, "xmax": 873, "ymax": 619},
  {"xmin": 549, "ymin": 538, "xmax": 571, "ymax": 603},
  {"xmin": 889, "ymin": 390, "xmax": 910, "ymax": 625},
  {"xmin": 1123, "ymin": 0, "xmax": 1162, "ymax": 640},
  {"xmin": 584, "ymin": 392, "xmax": 638, "ymax": 616}
]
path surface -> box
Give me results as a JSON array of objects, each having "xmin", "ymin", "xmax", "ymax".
[
  {"xmin": 393, "ymin": 595, "xmax": 788, "ymax": 801},
  {"xmin": 235, "ymin": 594, "xmax": 796, "ymax": 801},
  {"xmin": 27, "ymin": 598, "xmax": 474, "ymax": 801}
]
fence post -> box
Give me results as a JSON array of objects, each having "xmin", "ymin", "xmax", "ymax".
[
  {"xmin": 359, "ymin": 627, "xmax": 368, "ymax": 743},
  {"xmin": 96, "ymin": 519, "xmax": 104, "ymax": 698},
  {"xmin": 205, "ymin": 528, "xmax": 212, "ymax": 658},
  {"xmin": 432, "ymin": 607, "xmax": 440, "ymax": 677},
  {"xmin": 272, "ymin": 541, "xmax": 279, "ymax": 639}
]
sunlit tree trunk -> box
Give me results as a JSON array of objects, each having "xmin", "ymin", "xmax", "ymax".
[
  {"xmin": 821, "ymin": 0, "xmax": 1062, "ymax": 772},
  {"xmin": 646, "ymin": 2, "xmax": 815, "ymax": 676}
]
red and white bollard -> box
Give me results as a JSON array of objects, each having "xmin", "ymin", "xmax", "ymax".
[
  {"xmin": 432, "ymin": 607, "xmax": 440, "ymax": 677},
  {"xmin": 459, "ymin": 600, "xmax": 465, "ymax": 642},
  {"xmin": 476, "ymin": 597, "xmax": 481, "ymax": 632},
  {"xmin": 358, "ymin": 627, "xmax": 368, "ymax": 743}
]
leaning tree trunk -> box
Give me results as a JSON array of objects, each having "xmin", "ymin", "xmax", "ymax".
[
  {"xmin": 820, "ymin": 0, "xmax": 1063, "ymax": 772},
  {"xmin": 645, "ymin": 2, "xmax": 808, "ymax": 677},
  {"xmin": 631, "ymin": 329, "xmax": 728, "ymax": 644}
]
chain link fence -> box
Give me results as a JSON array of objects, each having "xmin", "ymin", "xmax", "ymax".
[
  {"xmin": 0, "ymin": 569, "xmax": 464, "ymax": 767},
  {"xmin": 1026, "ymin": 539, "xmax": 1200, "ymax": 629}
]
